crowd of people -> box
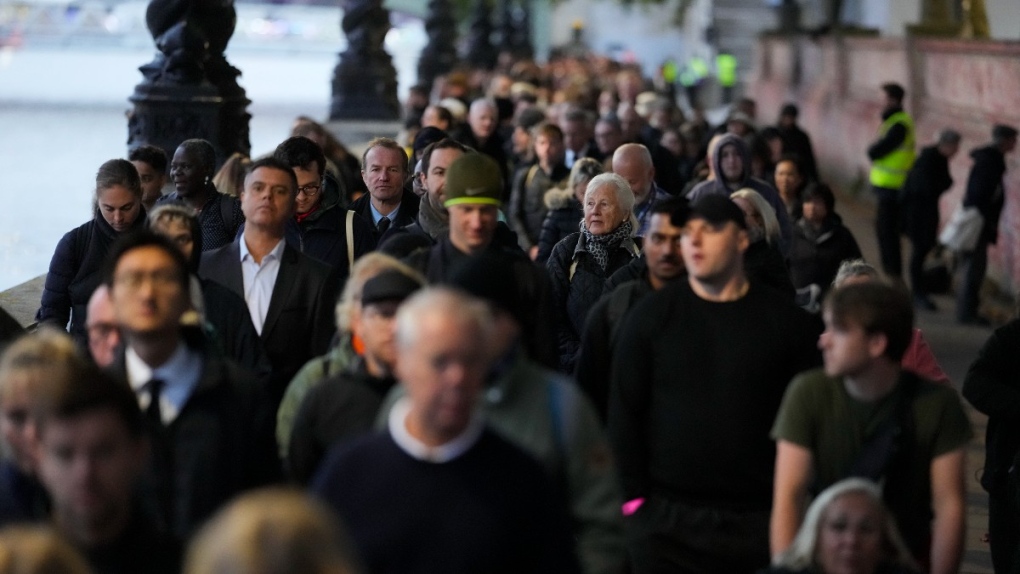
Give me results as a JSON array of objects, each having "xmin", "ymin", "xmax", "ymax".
[{"xmin": 0, "ymin": 49, "xmax": 1016, "ymax": 574}]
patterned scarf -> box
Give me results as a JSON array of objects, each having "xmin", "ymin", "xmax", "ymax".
[{"xmin": 580, "ymin": 219, "xmax": 634, "ymax": 271}]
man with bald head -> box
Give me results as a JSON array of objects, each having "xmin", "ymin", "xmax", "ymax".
[
  {"xmin": 86, "ymin": 285, "xmax": 119, "ymax": 368},
  {"xmin": 612, "ymin": 143, "xmax": 671, "ymax": 236}
]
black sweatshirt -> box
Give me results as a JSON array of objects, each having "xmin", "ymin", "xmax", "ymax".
[{"xmin": 608, "ymin": 279, "xmax": 822, "ymax": 510}]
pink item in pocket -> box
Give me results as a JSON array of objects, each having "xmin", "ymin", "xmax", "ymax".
[{"xmin": 621, "ymin": 497, "xmax": 645, "ymax": 516}]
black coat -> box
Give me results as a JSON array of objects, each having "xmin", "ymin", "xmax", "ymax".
[
  {"xmin": 789, "ymin": 216, "xmax": 862, "ymax": 293},
  {"xmin": 199, "ymin": 241, "xmax": 340, "ymax": 406},
  {"xmin": 902, "ymin": 145, "xmax": 953, "ymax": 239},
  {"xmin": 777, "ymin": 124, "xmax": 819, "ymax": 182},
  {"xmin": 110, "ymin": 336, "xmax": 281, "ymax": 540},
  {"xmin": 287, "ymin": 359, "xmax": 397, "ymax": 484},
  {"xmin": 963, "ymin": 319, "xmax": 1020, "ymax": 495},
  {"xmin": 744, "ymin": 240, "xmax": 795, "ymax": 299},
  {"xmin": 36, "ymin": 210, "xmax": 147, "ymax": 344},
  {"xmin": 296, "ymin": 181, "xmax": 376, "ymax": 278},
  {"xmin": 546, "ymin": 232, "xmax": 641, "ymax": 373},
  {"xmin": 964, "ymin": 145, "xmax": 1008, "ymax": 244},
  {"xmin": 575, "ymin": 275, "xmax": 655, "ymax": 423},
  {"xmin": 349, "ymin": 188, "xmax": 421, "ymax": 244}
]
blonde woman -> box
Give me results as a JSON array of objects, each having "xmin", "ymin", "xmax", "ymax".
[
  {"xmin": 731, "ymin": 188, "xmax": 795, "ymax": 297},
  {"xmin": 765, "ymin": 478, "xmax": 919, "ymax": 574}
]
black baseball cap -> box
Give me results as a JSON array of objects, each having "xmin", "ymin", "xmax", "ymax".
[
  {"xmin": 361, "ymin": 270, "xmax": 422, "ymax": 306},
  {"xmin": 679, "ymin": 194, "xmax": 748, "ymax": 229}
]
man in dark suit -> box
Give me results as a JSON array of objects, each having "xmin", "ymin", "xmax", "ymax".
[
  {"xmin": 104, "ymin": 231, "xmax": 280, "ymax": 540},
  {"xmin": 200, "ymin": 157, "xmax": 339, "ymax": 406},
  {"xmin": 348, "ymin": 137, "xmax": 420, "ymax": 243}
]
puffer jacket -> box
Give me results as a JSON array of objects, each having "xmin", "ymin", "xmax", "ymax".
[
  {"xmin": 36, "ymin": 208, "xmax": 147, "ymax": 344},
  {"xmin": 536, "ymin": 186, "xmax": 583, "ymax": 264},
  {"xmin": 546, "ymin": 231, "xmax": 641, "ymax": 373}
]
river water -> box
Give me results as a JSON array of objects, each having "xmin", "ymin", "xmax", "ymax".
[{"xmin": 0, "ymin": 4, "xmax": 424, "ymax": 291}]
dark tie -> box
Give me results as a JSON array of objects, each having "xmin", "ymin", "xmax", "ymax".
[
  {"xmin": 145, "ymin": 379, "xmax": 164, "ymax": 427},
  {"xmin": 377, "ymin": 217, "xmax": 391, "ymax": 234}
]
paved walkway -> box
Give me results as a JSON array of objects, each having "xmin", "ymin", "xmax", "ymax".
[{"xmin": 835, "ymin": 193, "xmax": 995, "ymax": 574}]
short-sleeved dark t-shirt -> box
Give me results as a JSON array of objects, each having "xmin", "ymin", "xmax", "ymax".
[{"xmin": 771, "ymin": 368, "xmax": 972, "ymax": 555}]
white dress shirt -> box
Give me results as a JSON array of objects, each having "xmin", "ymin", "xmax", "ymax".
[
  {"xmin": 388, "ymin": 397, "xmax": 484, "ymax": 463},
  {"xmin": 125, "ymin": 343, "xmax": 203, "ymax": 425},
  {"xmin": 240, "ymin": 237, "xmax": 285, "ymax": 335},
  {"xmin": 369, "ymin": 201, "xmax": 399, "ymax": 227}
]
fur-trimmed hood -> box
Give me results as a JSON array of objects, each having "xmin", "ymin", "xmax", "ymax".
[{"xmin": 544, "ymin": 185, "xmax": 578, "ymax": 210}]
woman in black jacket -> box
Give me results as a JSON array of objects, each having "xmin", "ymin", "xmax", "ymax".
[
  {"xmin": 546, "ymin": 173, "xmax": 640, "ymax": 373},
  {"xmin": 36, "ymin": 159, "xmax": 147, "ymax": 345},
  {"xmin": 789, "ymin": 183, "xmax": 862, "ymax": 296},
  {"xmin": 535, "ymin": 158, "xmax": 604, "ymax": 264}
]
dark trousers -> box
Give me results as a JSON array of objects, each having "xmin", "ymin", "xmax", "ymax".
[
  {"xmin": 908, "ymin": 219, "xmax": 937, "ymax": 296},
  {"xmin": 956, "ymin": 239, "xmax": 989, "ymax": 321},
  {"xmin": 625, "ymin": 496, "xmax": 770, "ymax": 574},
  {"xmin": 989, "ymin": 489, "xmax": 1020, "ymax": 574},
  {"xmin": 874, "ymin": 186, "xmax": 903, "ymax": 277}
]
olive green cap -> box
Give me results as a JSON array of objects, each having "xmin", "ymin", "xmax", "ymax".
[{"xmin": 442, "ymin": 153, "xmax": 503, "ymax": 208}]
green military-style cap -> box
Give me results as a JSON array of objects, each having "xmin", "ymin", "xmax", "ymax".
[{"xmin": 443, "ymin": 153, "xmax": 503, "ymax": 208}]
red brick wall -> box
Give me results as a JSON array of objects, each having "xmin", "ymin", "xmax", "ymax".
[{"xmin": 750, "ymin": 35, "xmax": 1020, "ymax": 294}]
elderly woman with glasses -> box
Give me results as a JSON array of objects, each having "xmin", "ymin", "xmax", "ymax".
[
  {"xmin": 546, "ymin": 172, "xmax": 641, "ymax": 373},
  {"xmin": 36, "ymin": 159, "xmax": 149, "ymax": 345},
  {"xmin": 763, "ymin": 478, "xmax": 919, "ymax": 574}
]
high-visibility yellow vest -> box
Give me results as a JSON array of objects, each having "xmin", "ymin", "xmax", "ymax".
[
  {"xmin": 716, "ymin": 54, "xmax": 737, "ymax": 87},
  {"xmin": 869, "ymin": 111, "xmax": 916, "ymax": 189}
]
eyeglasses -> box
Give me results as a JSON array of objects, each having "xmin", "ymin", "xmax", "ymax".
[
  {"xmin": 113, "ymin": 269, "xmax": 182, "ymax": 291},
  {"xmin": 296, "ymin": 181, "xmax": 322, "ymax": 197}
]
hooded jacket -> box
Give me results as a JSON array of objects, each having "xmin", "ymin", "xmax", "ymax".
[{"xmin": 687, "ymin": 133, "xmax": 793, "ymax": 251}]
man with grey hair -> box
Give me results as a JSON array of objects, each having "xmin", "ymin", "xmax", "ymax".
[
  {"xmin": 349, "ymin": 137, "xmax": 420, "ymax": 237},
  {"xmin": 312, "ymin": 288, "xmax": 582, "ymax": 574},
  {"xmin": 901, "ymin": 128, "xmax": 961, "ymax": 310},
  {"xmin": 612, "ymin": 143, "xmax": 671, "ymax": 236}
]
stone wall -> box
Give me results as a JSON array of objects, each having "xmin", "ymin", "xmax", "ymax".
[{"xmin": 750, "ymin": 34, "xmax": 1020, "ymax": 294}]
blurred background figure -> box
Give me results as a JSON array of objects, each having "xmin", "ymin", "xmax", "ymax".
[
  {"xmin": 764, "ymin": 478, "xmax": 919, "ymax": 574},
  {"xmin": 212, "ymin": 153, "xmax": 252, "ymax": 199},
  {"xmin": 0, "ymin": 526, "xmax": 92, "ymax": 574},
  {"xmin": 185, "ymin": 488, "xmax": 362, "ymax": 574},
  {"xmin": 0, "ymin": 328, "xmax": 86, "ymax": 527}
]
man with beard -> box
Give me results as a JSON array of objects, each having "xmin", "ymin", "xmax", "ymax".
[{"xmin": 575, "ymin": 198, "xmax": 688, "ymax": 422}]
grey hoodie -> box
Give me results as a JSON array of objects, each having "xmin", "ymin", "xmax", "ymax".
[{"xmin": 687, "ymin": 133, "xmax": 793, "ymax": 252}]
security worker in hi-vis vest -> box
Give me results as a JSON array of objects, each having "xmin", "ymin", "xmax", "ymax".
[{"xmin": 867, "ymin": 82, "xmax": 916, "ymax": 279}]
